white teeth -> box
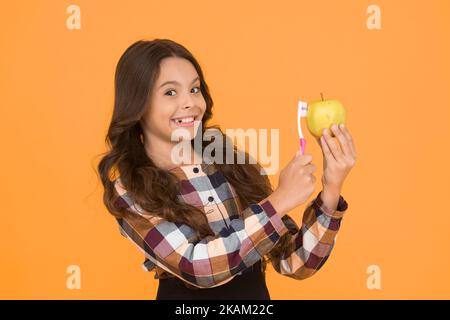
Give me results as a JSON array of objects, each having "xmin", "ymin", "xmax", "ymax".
[{"xmin": 174, "ymin": 117, "xmax": 194, "ymax": 124}]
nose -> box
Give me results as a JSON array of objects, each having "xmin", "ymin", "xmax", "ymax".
[{"xmin": 181, "ymin": 97, "xmax": 194, "ymax": 110}]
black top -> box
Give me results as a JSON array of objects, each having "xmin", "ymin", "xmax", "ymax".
[{"xmin": 156, "ymin": 260, "xmax": 270, "ymax": 300}]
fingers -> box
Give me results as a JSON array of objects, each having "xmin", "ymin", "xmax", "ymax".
[
  {"xmin": 339, "ymin": 124, "xmax": 357, "ymax": 159},
  {"xmin": 302, "ymin": 163, "xmax": 316, "ymax": 175},
  {"xmin": 330, "ymin": 124, "xmax": 352, "ymax": 159},
  {"xmin": 320, "ymin": 133, "xmax": 334, "ymax": 161},
  {"xmin": 322, "ymin": 127, "xmax": 344, "ymax": 162},
  {"xmin": 315, "ymin": 136, "xmax": 325, "ymax": 158},
  {"xmin": 295, "ymin": 153, "xmax": 313, "ymax": 166},
  {"xmin": 319, "ymin": 124, "xmax": 357, "ymax": 165},
  {"xmin": 308, "ymin": 174, "xmax": 317, "ymax": 184}
]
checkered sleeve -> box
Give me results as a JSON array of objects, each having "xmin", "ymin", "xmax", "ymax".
[
  {"xmin": 113, "ymin": 183, "xmax": 289, "ymax": 288},
  {"xmin": 271, "ymin": 190, "xmax": 349, "ymax": 280}
]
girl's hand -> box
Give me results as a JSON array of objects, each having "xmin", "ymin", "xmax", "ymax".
[
  {"xmin": 268, "ymin": 153, "xmax": 317, "ymax": 215},
  {"xmin": 314, "ymin": 124, "xmax": 357, "ymax": 191}
]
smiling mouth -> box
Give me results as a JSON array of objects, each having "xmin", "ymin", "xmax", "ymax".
[{"xmin": 171, "ymin": 116, "xmax": 196, "ymax": 127}]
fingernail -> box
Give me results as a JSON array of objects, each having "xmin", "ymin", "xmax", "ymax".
[
  {"xmin": 323, "ymin": 128, "xmax": 328, "ymax": 135},
  {"xmin": 340, "ymin": 123, "xmax": 345, "ymax": 129},
  {"xmin": 332, "ymin": 124, "xmax": 337, "ymax": 130}
]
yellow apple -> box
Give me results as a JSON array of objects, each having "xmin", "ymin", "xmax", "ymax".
[{"xmin": 306, "ymin": 98, "xmax": 346, "ymax": 138}]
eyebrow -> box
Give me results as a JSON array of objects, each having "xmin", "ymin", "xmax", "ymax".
[{"xmin": 159, "ymin": 76, "xmax": 200, "ymax": 89}]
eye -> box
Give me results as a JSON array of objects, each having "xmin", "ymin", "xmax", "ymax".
[
  {"xmin": 165, "ymin": 86, "xmax": 201, "ymax": 96},
  {"xmin": 165, "ymin": 89, "xmax": 176, "ymax": 96}
]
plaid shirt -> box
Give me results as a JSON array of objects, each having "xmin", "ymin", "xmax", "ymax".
[{"xmin": 113, "ymin": 162, "xmax": 348, "ymax": 289}]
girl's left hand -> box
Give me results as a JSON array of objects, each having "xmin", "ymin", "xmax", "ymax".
[{"xmin": 314, "ymin": 123, "xmax": 357, "ymax": 191}]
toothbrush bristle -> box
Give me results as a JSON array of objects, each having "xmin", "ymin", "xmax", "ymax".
[{"xmin": 298, "ymin": 100, "xmax": 308, "ymax": 117}]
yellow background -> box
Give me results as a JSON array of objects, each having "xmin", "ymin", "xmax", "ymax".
[{"xmin": 1, "ymin": 0, "xmax": 449, "ymax": 299}]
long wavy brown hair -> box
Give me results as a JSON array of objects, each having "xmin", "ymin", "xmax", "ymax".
[{"xmin": 97, "ymin": 38, "xmax": 296, "ymax": 274}]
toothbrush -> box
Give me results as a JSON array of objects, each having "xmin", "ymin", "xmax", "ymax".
[{"xmin": 297, "ymin": 100, "xmax": 308, "ymax": 155}]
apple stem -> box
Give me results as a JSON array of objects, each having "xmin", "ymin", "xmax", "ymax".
[{"xmin": 320, "ymin": 92, "xmax": 324, "ymax": 101}]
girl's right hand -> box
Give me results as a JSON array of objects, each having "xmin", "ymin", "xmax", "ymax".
[{"xmin": 267, "ymin": 152, "xmax": 317, "ymax": 216}]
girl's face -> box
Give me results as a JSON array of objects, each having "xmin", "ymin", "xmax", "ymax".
[{"xmin": 141, "ymin": 57, "xmax": 206, "ymax": 145}]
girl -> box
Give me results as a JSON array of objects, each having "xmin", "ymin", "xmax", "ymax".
[{"xmin": 98, "ymin": 39, "xmax": 357, "ymax": 300}]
